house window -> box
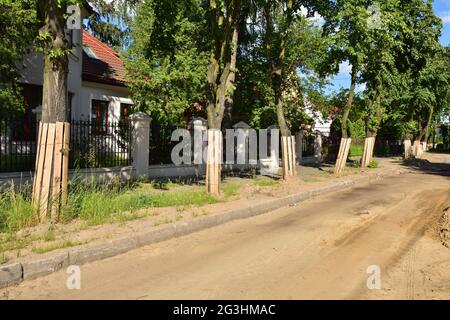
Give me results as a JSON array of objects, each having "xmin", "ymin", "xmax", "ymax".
[
  {"xmin": 16, "ymin": 84, "xmax": 42, "ymax": 141},
  {"xmin": 91, "ymin": 100, "xmax": 109, "ymax": 134},
  {"xmin": 120, "ymin": 103, "xmax": 132, "ymax": 121}
]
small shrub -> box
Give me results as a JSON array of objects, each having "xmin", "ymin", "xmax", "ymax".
[
  {"xmin": 352, "ymin": 160, "xmax": 361, "ymax": 168},
  {"xmin": 368, "ymin": 160, "xmax": 379, "ymax": 169}
]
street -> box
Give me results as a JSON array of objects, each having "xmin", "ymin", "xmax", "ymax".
[{"xmin": 2, "ymin": 154, "xmax": 449, "ymax": 300}]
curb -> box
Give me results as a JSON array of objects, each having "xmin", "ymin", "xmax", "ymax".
[{"xmin": 0, "ymin": 167, "xmax": 403, "ymax": 289}]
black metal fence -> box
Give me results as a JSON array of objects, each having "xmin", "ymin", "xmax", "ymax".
[
  {"xmin": 149, "ymin": 122, "xmax": 178, "ymax": 165},
  {"xmin": 0, "ymin": 117, "xmax": 132, "ymax": 173},
  {"xmin": 0, "ymin": 115, "xmax": 38, "ymax": 173},
  {"xmin": 70, "ymin": 120, "xmax": 132, "ymax": 169}
]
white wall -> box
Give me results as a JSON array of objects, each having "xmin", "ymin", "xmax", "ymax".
[
  {"xmin": 19, "ymin": 28, "xmax": 133, "ymax": 122},
  {"xmin": 79, "ymin": 82, "xmax": 133, "ymax": 122},
  {"xmin": 20, "ymin": 29, "xmax": 83, "ymax": 102}
]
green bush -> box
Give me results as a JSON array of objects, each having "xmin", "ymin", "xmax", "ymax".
[{"xmin": 368, "ymin": 160, "xmax": 379, "ymax": 169}]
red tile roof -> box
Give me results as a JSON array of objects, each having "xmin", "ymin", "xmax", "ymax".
[{"xmin": 82, "ymin": 30, "xmax": 127, "ymax": 87}]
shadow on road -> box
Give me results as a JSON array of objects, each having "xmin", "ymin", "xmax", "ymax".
[{"xmin": 400, "ymin": 157, "xmax": 450, "ymax": 178}]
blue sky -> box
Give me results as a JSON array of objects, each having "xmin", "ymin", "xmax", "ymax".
[{"xmin": 327, "ymin": 0, "xmax": 450, "ymax": 94}]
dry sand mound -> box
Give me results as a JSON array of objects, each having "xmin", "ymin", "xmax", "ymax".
[{"xmin": 439, "ymin": 207, "xmax": 450, "ymax": 248}]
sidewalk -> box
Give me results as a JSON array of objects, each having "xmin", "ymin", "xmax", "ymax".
[{"xmin": 0, "ymin": 157, "xmax": 407, "ymax": 288}]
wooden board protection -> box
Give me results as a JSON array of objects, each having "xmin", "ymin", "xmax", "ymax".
[
  {"xmin": 61, "ymin": 122, "xmax": 70, "ymax": 207},
  {"xmin": 335, "ymin": 138, "xmax": 351, "ymax": 175},
  {"xmin": 403, "ymin": 140, "xmax": 412, "ymax": 159},
  {"xmin": 39, "ymin": 123, "xmax": 56, "ymax": 222},
  {"xmin": 361, "ymin": 137, "xmax": 376, "ymax": 168},
  {"xmin": 206, "ymin": 130, "xmax": 221, "ymax": 196},
  {"xmin": 32, "ymin": 122, "xmax": 70, "ymax": 223}
]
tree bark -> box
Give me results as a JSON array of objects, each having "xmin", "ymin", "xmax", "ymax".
[
  {"xmin": 222, "ymin": 24, "xmax": 239, "ymax": 130},
  {"xmin": 341, "ymin": 66, "xmax": 357, "ymax": 139},
  {"xmin": 41, "ymin": 0, "xmax": 69, "ymax": 123},
  {"xmin": 423, "ymin": 105, "xmax": 434, "ymax": 143}
]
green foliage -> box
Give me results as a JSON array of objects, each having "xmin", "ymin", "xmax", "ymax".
[
  {"xmin": 125, "ymin": 0, "xmax": 209, "ymax": 128},
  {"xmin": 0, "ymin": 0, "xmax": 37, "ymax": 116},
  {"xmin": 235, "ymin": 1, "xmax": 328, "ymax": 130},
  {"xmin": 86, "ymin": 0, "xmax": 139, "ymax": 49},
  {"xmin": 368, "ymin": 160, "xmax": 379, "ymax": 169}
]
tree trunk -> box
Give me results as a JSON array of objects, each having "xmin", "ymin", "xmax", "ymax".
[
  {"xmin": 341, "ymin": 67, "xmax": 357, "ymax": 139},
  {"xmin": 362, "ymin": 90, "xmax": 381, "ymax": 168},
  {"xmin": 42, "ymin": 1, "xmax": 69, "ymax": 123},
  {"xmin": 335, "ymin": 66, "xmax": 356, "ymax": 174},
  {"xmin": 33, "ymin": 0, "xmax": 70, "ymax": 222},
  {"xmin": 264, "ymin": 0, "xmax": 295, "ymax": 179},
  {"xmin": 222, "ymin": 25, "xmax": 239, "ymax": 130},
  {"xmin": 423, "ymin": 105, "xmax": 434, "ymax": 148},
  {"xmin": 205, "ymin": 0, "xmax": 240, "ymax": 195}
]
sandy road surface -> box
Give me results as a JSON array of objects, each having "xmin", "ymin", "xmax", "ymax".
[{"xmin": 1, "ymin": 154, "xmax": 449, "ymax": 300}]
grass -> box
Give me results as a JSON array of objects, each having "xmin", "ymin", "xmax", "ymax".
[
  {"xmin": 349, "ymin": 145, "xmax": 364, "ymax": 157},
  {"xmin": 192, "ymin": 209, "xmax": 209, "ymax": 218},
  {"xmin": 0, "ymin": 177, "xmax": 242, "ymax": 257},
  {"xmin": 31, "ymin": 239, "xmax": 86, "ymax": 254},
  {"xmin": 43, "ymin": 228, "xmax": 56, "ymax": 242},
  {"xmin": 0, "ymin": 253, "xmax": 9, "ymax": 264},
  {"xmin": 0, "ymin": 186, "xmax": 38, "ymax": 232},
  {"xmin": 253, "ymin": 177, "xmax": 279, "ymax": 187},
  {"xmin": 221, "ymin": 182, "xmax": 241, "ymax": 198},
  {"xmin": 0, "ymin": 176, "xmax": 231, "ymax": 233},
  {"xmin": 154, "ymin": 218, "xmax": 173, "ymax": 227},
  {"xmin": 368, "ymin": 160, "xmax": 379, "ymax": 169},
  {"xmin": 56, "ymin": 178, "xmax": 220, "ymax": 226}
]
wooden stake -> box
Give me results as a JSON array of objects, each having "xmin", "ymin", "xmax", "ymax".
[
  {"xmin": 32, "ymin": 123, "xmax": 44, "ymax": 203},
  {"xmin": 39, "ymin": 123, "xmax": 56, "ymax": 222},
  {"xmin": 61, "ymin": 122, "xmax": 70, "ymax": 207}
]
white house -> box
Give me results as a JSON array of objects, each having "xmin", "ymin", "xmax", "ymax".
[
  {"xmin": 18, "ymin": 21, "xmax": 133, "ymax": 138},
  {"xmin": 303, "ymin": 97, "xmax": 332, "ymax": 137}
]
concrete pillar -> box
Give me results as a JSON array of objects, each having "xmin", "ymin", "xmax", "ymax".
[
  {"xmin": 189, "ymin": 117, "xmax": 207, "ymax": 165},
  {"xmin": 130, "ymin": 112, "xmax": 151, "ymax": 178},
  {"xmin": 314, "ymin": 132, "xmax": 323, "ymax": 163},
  {"xmin": 295, "ymin": 131, "xmax": 303, "ymax": 165}
]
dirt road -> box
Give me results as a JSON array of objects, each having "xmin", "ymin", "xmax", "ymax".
[{"xmin": 2, "ymin": 154, "xmax": 449, "ymax": 300}]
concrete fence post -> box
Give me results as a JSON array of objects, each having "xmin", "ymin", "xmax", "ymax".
[
  {"xmin": 314, "ymin": 132, "xmax": 323, "ymax": 163},
  {"xmin": 295, "ymin": 131, "xmax": 303, "ymax": 165},
  {"xmin": 130, "ymin": 112, "xmax": 151, "ymax": 178}
]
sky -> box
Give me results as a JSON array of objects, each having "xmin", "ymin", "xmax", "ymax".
[{"xmin": 327, "ymin": 0, "xmax": 450, "ymax": 94}]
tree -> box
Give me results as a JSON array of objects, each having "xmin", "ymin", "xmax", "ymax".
[
  {"xmin": 359, "ymin": 0, "xmax": 404, "ymax": 167},
  {"xmin": 86, "ymin": 0, "xmax": 139, "ymax": 49},
  {"xmin": 0, "ymin": 0, "xmax": 37, "ymax": 118},
  {"xmin": 32, "ymin": 0, "xmax": 83, "ymax": 222},
  {"xmin": 204, "ymin": 0, "xmax": 241, "ymax": 195},
  {"xmin": 126, "ymin": 0, "xmax": 209, "ymax": 128},
  {"xmin": 258, "ymin": 0, "xmax": 327, "ymax": 179},
  {"xmin": 383, "ymin": 0, "xmax": 443, "ymax": 156},
  {"xmin": 319, "ymin": 0, "xmax": 371, "ymax": 174}
]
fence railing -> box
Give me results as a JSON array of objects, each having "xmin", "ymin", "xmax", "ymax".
[
  {"xmin": 0, "ymin": 115, "xmax": 38, "ymax": 173},
  {"xmin": 0, "ymin": 118, "xmax": 132, "ymax": 173},
  {"xmin": 70, "ymin": 120, "xmax": 132, "ymax": 169}
]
